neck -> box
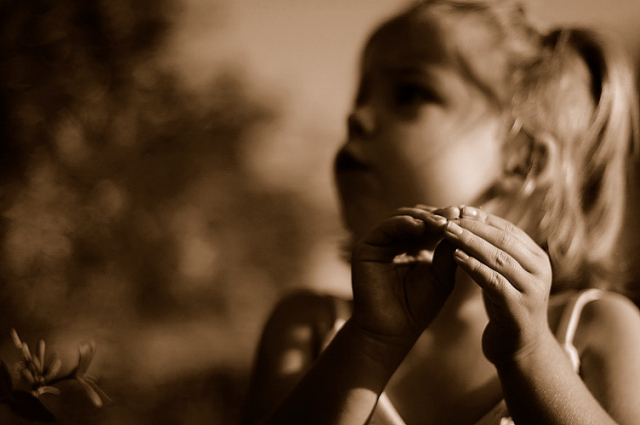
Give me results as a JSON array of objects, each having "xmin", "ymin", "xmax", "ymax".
[{"xmin": 429, "ymin": 269, "xmax": 486, "ymax": 335}]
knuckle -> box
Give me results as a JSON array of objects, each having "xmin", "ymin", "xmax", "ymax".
[
  {"xmin": 466, "ymin": 219, "xmax": 480, "ymax": 230},
  {"xmin": 503, "ymin": 221, "xmax": 517, "ymax": 235},
  {"xmin": 487, "ymin": 270, "xmax": 503, "ymax": 289},
  {"xmin": 461, "ymin": 219, "xmax": 481, "ymax": 234},
  {"xmin": 494, "ymin": 250, "xmax": 511, "ymax": 268},
  {"xmin": 468, "ymin": 258, "xmax": 482, "ymax": 274},
  {"xmin": 497, "ymin": 232, "xmax": 513, "ymax": 247}
]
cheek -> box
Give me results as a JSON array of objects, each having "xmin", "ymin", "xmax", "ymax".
[{"xmin": 413, "ymin": 140, "xmax": 503, "ymax": 207}]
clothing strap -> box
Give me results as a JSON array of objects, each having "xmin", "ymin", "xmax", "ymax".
[
  {"xmin": 323, "ymin": 289, "xmax": 604, "ymax": 424},
  {"xmin": 321, "ymin": 296, "xmax": 350, "ymax": 350},
  {"xmin": 371, "ymin": 393, "xmax": 406, "ymax": 425},
  {"xmin": 554, "ymin": 288, "xmax": 604, "ymax": 373}
]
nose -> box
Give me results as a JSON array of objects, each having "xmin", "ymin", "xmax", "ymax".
[{"xmin": 347, "ymin": 105, "xmax": 375, "ymax": 139}]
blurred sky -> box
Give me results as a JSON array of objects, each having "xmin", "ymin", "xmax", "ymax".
[{"xmin": 167, "ymin": 0, "xmax": 640, "ymax": 133}]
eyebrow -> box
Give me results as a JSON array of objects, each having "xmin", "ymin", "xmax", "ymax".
[
  {"xmin": 380, "ymin": 65, "xmax": 449, "ymax": 93},
  {"xmin": 380, "ymin": 64, "xmax": 448, "ymax": 81},
  {"xmin": 381, "ymin": 64, "xmax": 437, "ymax": 76}
]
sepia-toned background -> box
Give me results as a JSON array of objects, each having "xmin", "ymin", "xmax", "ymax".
[{"xmin": 1, "ymin": 0, "xmax": 639, "ymax": 423}]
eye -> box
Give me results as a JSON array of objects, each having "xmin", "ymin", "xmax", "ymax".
[
  {"xmin": 354, "ymin": 76, "xmax": 370, "ymax": 106},
  {"xmin": 393, "ymin": 82, "xmax": 437, "ymax": 107}
]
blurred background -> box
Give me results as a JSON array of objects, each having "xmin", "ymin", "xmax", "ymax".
[{"xmin": 0, "ymin": 0, "xmax": 639, "ymax": 423}]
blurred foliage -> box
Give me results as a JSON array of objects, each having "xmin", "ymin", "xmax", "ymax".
[{"xmin": 0, "ymin": 0, "xmax": 342, "ymax": 423}]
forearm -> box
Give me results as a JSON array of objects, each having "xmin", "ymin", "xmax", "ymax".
[
  {"xmin": 264, "ymin": 319, "xmax": 413, "ymax": 425},
  {"xmin": 495, "ymin": 332, "xmax": 617, "ymax": 425}
]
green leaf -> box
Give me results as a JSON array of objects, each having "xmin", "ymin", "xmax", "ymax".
[{"xmin": 9, "ymin": 391, "xmax": 56, "ymax": 423}]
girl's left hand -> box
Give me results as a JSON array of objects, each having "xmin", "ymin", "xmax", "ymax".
[{"xmin": 443, "ymin": 206, "xmax": 553, "ymax": 365}]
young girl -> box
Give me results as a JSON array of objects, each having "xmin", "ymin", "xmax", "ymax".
[{"xmin": 242, "ymin": 0, "xmax": 640, "ymax": 424}]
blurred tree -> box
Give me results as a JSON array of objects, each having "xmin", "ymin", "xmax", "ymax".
[
  {"xmin": 0, "ymin": 0, "xmax": 174, "ymax": 330},
  {"xmin": 0, "ymin": 0, "xmax": 337, "ymax": 423}
]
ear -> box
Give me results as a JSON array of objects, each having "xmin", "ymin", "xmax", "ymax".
[
  {"xmin": 498, "ymin": 128, "xmax": 557, "ymax": 197},
  {"xmin": 527, "ymin": 133, "xmax": 557, "ymax": 190}
]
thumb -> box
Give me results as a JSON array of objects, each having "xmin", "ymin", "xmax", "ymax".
[
  {"xmin": 403, "ymin": 239, "xmax": 457, "ymax": 329},
  {"xmin": 431, "ymin": 239, "xmax": 458, "ymax": 298},
  {"xmin": 354, "ymin": 215, "xmax": 424, "ymax": 262}
]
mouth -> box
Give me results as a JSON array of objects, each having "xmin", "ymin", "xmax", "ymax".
[{"xmin": 334, "ymin": 148, "xmax": 369, "ymax": 173}]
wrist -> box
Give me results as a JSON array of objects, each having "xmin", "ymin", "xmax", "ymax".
[
  {"xmin": 339, "ymin": 319, "xmax": 415, "ymax": 375},
  {"xmin": 490, "ymin": 328, "xmax": 557, "ymax": 370}
]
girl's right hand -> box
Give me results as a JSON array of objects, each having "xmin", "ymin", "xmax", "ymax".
[{"xmin": 350, "ymin": 206, "xmax": 459, "ymax": 345}]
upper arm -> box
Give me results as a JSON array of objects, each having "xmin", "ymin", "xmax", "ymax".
[
  {"xmin": 241, "ymin": 291, "xmax": 338, "ymax": 425},
  {"xmin": 576, "ymin": 292, "xmax": 640, "ymax": 424}
]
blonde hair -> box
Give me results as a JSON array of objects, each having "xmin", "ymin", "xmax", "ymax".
[
  {"xmin": 511, "ymin": 28, "xmax": 638, "ymax": 291},
  {"xmin": 377, "ymin": 0, "xmax": 639, "ymax": 290}
]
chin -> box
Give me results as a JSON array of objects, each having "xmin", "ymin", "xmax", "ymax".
[
  {"xmin": 341, "ymin": 204, "xmax": 379, "ymax": 241},
  {"xmin": 338, "ymin": 233, "xmax": 355, "ymax": 264},
  {"xmin": 336, "ymin": 203, "xmax": 373, "ymax": 263}
]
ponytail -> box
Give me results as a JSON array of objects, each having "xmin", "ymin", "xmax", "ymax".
[{"xmin": 513, "ymin": 27, "xmax": 638, "ymax": 291}]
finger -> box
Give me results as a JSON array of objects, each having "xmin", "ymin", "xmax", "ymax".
[
  {"xmin": 413, "ymin": 204, "xmax": 438, "ymax": 212},
  {"xmin": 393, "ymin": 207, "xmax": 449, "ymax": 232},
  {"xmin": 460, "ymin": 206, "xmax": 540, "ymax": 253},
  {"xmin": 452, "ymin": 219, "xmax": 540, "ymax": 273},
  {"xmin": 433, "ymin": 206, "xmax": 461, "ymax": 220},
  {"xmin": 391, "ymin": 208, "xmax": 449, "ymax": 251},
  {"xmin": 453, "ymin": 249, "xmax": 518, "ymax": 300},
  {"xmin": 444, "ymin": 221, "xmax": 529, "ymax": 290},
  {"xmin": 394, "ymin": 205, "xmax": 459, "ymax": 222},
  {"xmin": 355, "ymin": 215, "xmax": 431, "ymax": 262},
  {"xmin": 394, "ymin": 209, "xmax": 459, "ymax": 259},
  {"xmin": 430, "ymin": 239, "xmax": 458, "ymax": 297}
]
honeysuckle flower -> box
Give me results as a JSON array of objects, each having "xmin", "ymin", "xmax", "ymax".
[
  {"xmin": 11, "ymin": 329, "xmax": 62, "ymax": 397},
  {"xmin": 9, "ymin": 329, "xmax": 109, "ymax": 407},
  {"xmin": 0, "ymin": 360, "xmax": 56, "ymax": 423},
  {"xmin": 71, "ymin": 340, "xmax": 110, "ymax": 407}
]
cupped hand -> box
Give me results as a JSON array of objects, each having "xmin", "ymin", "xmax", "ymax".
[
  {"xmin": 350, "ymin": 206, "xmax": 460, "ymax": 346},
  {"xmin": 443, "ymin": 206, "xmax": 553, "ymax": 364}
]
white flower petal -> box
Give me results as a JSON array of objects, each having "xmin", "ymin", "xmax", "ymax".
[{"xmin": 10, "ymin": 329, "xmax": 22, "ymax": 350}]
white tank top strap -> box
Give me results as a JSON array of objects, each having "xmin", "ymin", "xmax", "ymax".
[
  {"xmin": 321, "ymin": 296, "xmax": 351, "ymax": 350},
  {"xmin": 369, "ymin": 393, "xmax": 406, "ymax": 425},
  {"xmin": 554, "ymin": 288, "xmax": 605, "ymax": 373},
  {"xmin": 321, "ymin": 290, "xmax": 605, "ymax": 424}
]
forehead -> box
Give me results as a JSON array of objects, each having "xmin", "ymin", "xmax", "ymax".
[
  {"xmin": 363, "ymin": 12, "xmax": 448, "ymax": 70},
  {"xmin": 362, "ymin": 8, "xmax": 509, "ymax": 102}
]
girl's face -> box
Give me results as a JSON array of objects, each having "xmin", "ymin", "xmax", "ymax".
[{"xmin": 335, "ymin": 14, "xmax": 506, "ymax": 239}]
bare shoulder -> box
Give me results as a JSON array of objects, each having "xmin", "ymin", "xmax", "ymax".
[
  {"xmin": 573, "ymin": 290, "xmax": 640, "ymax": 423},
  {"xmin": 261, "ymin": 290, "xmax": 347, "ymax": 341},
  {"xmin": 254, "ymin": 289, "xmax": 349, "ymax": 370},
  {"xmin": 242, "ymin": 290, "xmax": 351, "ymax": 424},
  {"xmin": 576, "ymin": 290, "xmax": 640, "ymax": 352}
]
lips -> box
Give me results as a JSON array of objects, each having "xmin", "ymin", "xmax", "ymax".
[
  {"xmin": 334, "ymin": 146, "xmax": 379, "ymax": 202},
  {"xmin": 334, "ymin": 147, "xmax": 369, "ymax": 173}
]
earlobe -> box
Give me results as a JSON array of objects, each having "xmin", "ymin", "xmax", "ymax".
[
  {"xmin": 497, "ymin": 122, "xmax": 534, "ymax": 195},
  {"xmin": 500, "ymin": 125, "xmax": 557, "ymax": 197},
  {"xmin": 526, "ymin": 133, "xmax": 557, "ymax": 190}
]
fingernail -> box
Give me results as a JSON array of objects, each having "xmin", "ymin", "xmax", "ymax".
[
  {"xmin": 429, "ymin": 214, "xmax": 447, "ymax": 225},
  {"xmin": 454, "ymin": 249, "xmax": 469, "ymax": 260},
  {"xmin": 460, "ymin": 206, "xmax": 478, "ymax": 219},
  {"xmin": 446, "ymin": 221, "xmax": 463, "ymax": 236},
  {"xmin": 434, "ymin": 206, "xmax": 460, "ymax": 220}
]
